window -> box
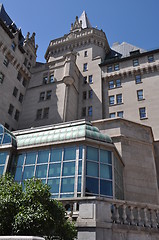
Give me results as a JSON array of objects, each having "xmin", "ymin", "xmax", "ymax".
[
  {"xmin": 139, "ymin": 107, "xmax": 146, "ymax": 119},
  {"xmin": 84, "ymin": 51, "xmax": 88, "ymax": 57},
  {"xmin": 117, "ymin": 111, "xmax": 123, "ymax": 118},
  {"xmin": 14, "ymin": 110, "xmax": 20, "ymax": 121},
  {"xmin": 133, "ymin": 59, "xmax": 139, "ymax": 66},
  {"xmin": 11, "ymin": 42, "xmax": 16, "ymax": 51},
  {"xmin": 135, "ymin": 75, "xmax": 141, "ymax": 84},
  {"xmin": 46, "ymin": 90, "xmax": 52, "ymax": 100},
  {"xmin": 114, "ymin": 63, "xmax": 119, "ymax": 71},
  {"xmin": 23, "ymin": 58, "xmax": 28, "ymax": 66},
  {"xmin": 109, "ymin": 96, "xmax": 114, "ymax": 105},
  {"xmin": 82, "ymin": 107, "xmax": 86, "ymax": 117},
  {"xmin": 43, "ymin": 108, "xmax": 49, "ymax": 119},
  {"xmin": 13, "ymin": 87, "xmax": 18, "ymax": 97},
  {"xmin": 39, "ymin": 92, "xmax": 45, "ymax": 101},
  {"xmin": 107, "ymin": 66, "xmax": 112, "ymax": 73},
  {"xmin": 83, "ymin": 76, "xmax": 87, "ymax": 84},
  {"xmin": 148, "ymin": 55, "xmax": 154, "ymax": 63},
  {"xmin": 88, "ymin": 75, "xmax": 93, "ymax": 84},
  {"xmin": 27, "ymin": 62, "xmax": 31, "ymax": 70},
  {"xmin": 88, "ymin": 106, "xmax": 92, "ymax": 116},
  {"xmin": 83, "ymin": 63, "xmax": 88, "ymax": 72},
  {"xmin": 17, "ymin": 72, "xmax": 22, "ymax": 81},
  {"xmin": 22, "ymin": 78, "xmax": 27, "ymax": 87},
  {"xmin": 116, "ymin": 79, "xmax": 121, "ymax": 88},
  {"xmin": 36, "ymin": 109, "xmax": 42, "ymax": 120},
  {"xmin": 19, "ymin": 93, "xmax": 24, "ymax": 103},
  {"xmin": 89, "ymin": 90, "xmax": 93, "ymax": 99},
  {"xmin": 116, "ymin": 94, "xmax": 122, "ymax": 104},
  {"xmin": 8, "ymin": 104, "xmax": 14, "ymax": 116},
  {"xmin": 49, "ymin": 74, "xmax": 54, "ymax": 83},
  {"xmin": 43, "ymin": 76, "xmax": 48, "ymax": 84},
  {"xmin": 83, "ymin": 91, "xmax": 87, "ymax": 100},
  {"xmin": 3, "ymin": 57, "xmax": 9, "ymax": 67},
  {"xmin": 137, "ymin": 90, "xmax": 144, "ymax": 101},
  {"xmin": 0, "ymin": 72, "xmax": 4, "ymax": 84},
  {"xmin": 108, "ymin": 80, "xmax": 114, "ymax": 89},
  {"xmin": 109, "ymin": 113, "xmax": 115, "ymax": 118}
]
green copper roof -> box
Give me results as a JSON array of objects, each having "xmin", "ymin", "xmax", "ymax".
[{"xmin": 15, "ymin": 121, "xmax": 112, "ymax": 148}]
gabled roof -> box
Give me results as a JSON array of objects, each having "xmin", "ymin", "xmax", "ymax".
[{"xmin": 79, "ymin": 11, "xmax": 92, "ymax": 29}]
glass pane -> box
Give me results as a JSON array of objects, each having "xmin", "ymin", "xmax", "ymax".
[
  {"xmin": 23, "ymin": 165, "xmax": 35, "ymax": 180},
  {"xmin": 100, "ymin": 180, "xmax": 113, "ymax": 197},
  {"xmin": 61, "ymin": 177, "xmax": 75, "ymax": 193},
  {"xmin": 2, "ymin": 133, "xmax": 11, "ymax": 144},
  {"xmin": 50, "ymin": 149, "xmax": 62, "ymax": 162},
  {"xmin": 0, "ymin": 134, "xmax": 3, "ymax": 144},
  {"xmin": 0, "ymin": 166, "xmax": 4, "ymax": 175},
  {"xmin": 15, "ymin": 166, "xmax": 23, "ymax": 181},
  {"xmin": 0, "ymin": 125, "xmax": 3, "ymax": 134},
  {"xmin": 48, "ymin": 178, "xmax": 60, "ymax": 194},
  {"xmin": 79, "ymin": 146, "xmax": 83, "ymax": 159},
  {"xmin": 25, "ymin": 152, "xmax": 37, "ymax": 165},
  {"xmin": 17, "ymin": 154, "xmax": 25, "ymax": 166},
  {"xmin": 86, "ymin": 177, "xmax": 99, "ymax": 194},
  {"xmin": 35, "ymin": 164, "xmax": 48, "ymax": 178},
  {"xmin": 64, "ymin": 147, "xmax": 76, "ymax": 161},
  {"xmin": 100, "ymin": 150, "xmax": 112, "ymax": 164},
  {"xmin": 77, "ymin": 176, "xmax": 81, "ymax": 192},
  {"xmin": 48, "ymin": 163, "xmax": 61, "ymax": 177},
  {"xmin": 100, "ymin": 164, "xmax": 112, "ymax": 179},
  {"xmin": 37, "ymin": 150, "xmax": 49, "ymax": 163},
  {"xmin": 86, "ymin": 147, "xmax": 98, "ymax": 162},
  {"xmin": 62, "ymin": 162, "xmax": 75, "ymax": 176},
  {"xmin": 60, "ymin": 194, "xmax": 74, "ymax": 198},
  {"xmin": 78, "ymin": 160, "xmax": 82, "ymax": 175},
  {"xmin": 86, "ymin": 161, "xmax": 99, "ymax": 177},
  {"xmin": 0, "ymin": 152, "xmax": 7, "ymax": 164}
]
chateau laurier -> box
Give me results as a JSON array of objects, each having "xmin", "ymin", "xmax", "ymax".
[{"xmin": 1, "ymin": 4, "xmax": 159, "ymax": 240}]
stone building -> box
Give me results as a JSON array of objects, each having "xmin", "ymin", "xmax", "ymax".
[{"xmin": 1, "ymin": 4, "xmax": 159, "ymax": 240}]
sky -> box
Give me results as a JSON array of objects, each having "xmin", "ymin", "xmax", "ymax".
[{"xmin": 1, "ymin": 0, "xmax": 159, "ymax": 63}]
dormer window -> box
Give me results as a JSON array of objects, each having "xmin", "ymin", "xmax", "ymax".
[
  {"xmin": 83, "ymin": 63, "xmax": 88, "ymax": 72},
  {"xmin": 11, "ymin": 42, "xmax": 16, "ymax": 51},
  {"xmin": 49, "ymin": 74, "xmax": 54, "ymax": 83},
  {"xmin": 84, "ymin": 51, "xmax": 88, "ymax": 57}
]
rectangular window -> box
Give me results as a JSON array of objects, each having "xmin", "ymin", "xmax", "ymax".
[
  {"xmin": 109, "ymin": 96, "xmax": 114, "ymax": 105},
  {"xmin": 88, "ymin": 106, "xmax": 92, "ymax": 116},
  {"xmin": 22, "ymin": 78, "xmax": 27, "ymax": 87},
  {"xmin": 84, "ymin": 51, "xmax": 88, "ymax": 57},
  {"xmin": 83, "ymin": 63, "xmax": 88, "ymax": 72},
  {"xmin": 19, "ymin": 93, "xmax": 24, "ymax": 103},
  {"xmin": 108, "ymin": 80, "xmax": 114, "ymax": 89},
  {"xmin": 17, "ymin": 72, "xmax": 22, "ymax": 81},
  {"xmin": 107, "ymin": 66, "xmax": 112, "ymax": 73},
  {"xmin": 8, "ymin": 104, "xmax": 14, "ymax": 116},
  {"xmin": 83, "ymin": 91, "xmax": 87, "ymax": 100},
  {"xmin": 109, "ymin": 113, "xmax": 115, "ymax": 118},
  {"xmin": 89, "ymin": 90, "xmax": 93, "ymax": 99},
  {"xmin": 46, "ymin": 90, "xmax": 52, "ymax": 100},
  {"xmin": 13, "ymin": 87, "xmax": 18, "ymax": 97},
  {"xmin": 116, "ymin": 79, "xmax": 121, "ymax": 88},
  {"xmin": 148, "ymin": 55, "xmax": 154, "ymax": 63},
  {"xmin": 137, "ymin": 90, "xmax": 144, "ymax": 101},
  {"xmin": 0, "ymin": 72, "xmax": 4, "ymax": 84},
  {"xmin": 43, "ymin": 107, "xmax": 49, "ymax": 119},
  {"xmin": 11, "ymin": 42, "xmax": 16, "ymax": 51},
  {"xmin": 88, "ymin": 75, "xmax": 93, "ymax": 84},
  {"xmin": 139, "ymin": 107, "xmax": 146, "ymax": 119},
  {"xmin": 116, "ymin": 94, "xmax": 122, "ymax": 104},
  {"xmin": 43, "ymin": 76, "xmax": 48, "ymax": 84},
  {"xmin": 3, "ymin": 57, "xmax": 9, "ymax": 67},
  {"xmin": 14, "ymin": 109, "xmax": 20, "ymax": 121},
  {"xmin": 82, "ymin": 107, "xmax": 86, "ymax": 117},
  {"xmin": 49, "ymin": 74, "xmax": 54, "ymax": 83},
  {"xmin": 117, "ymin": 111, "xmax": 123, "ymax": 118},
  {"xmin": 133, "ymin": 59, "xmax": 139, "ymax": 66},
  {"xmin": 39, "ymin": 92, "xmax": 45, "ymax": 101},
  {"xmin": 23, "ymin": 58, "xmax": 28, "ymax": 66},
  {"xmin": 83, "ymin": 76, "xmax": 87, "ymax": 84},
  {"xmin": 36, "ymin": 109, "xmax": 42, "ymax": 120},
  {"xmin": 114, "ymin": 63, "xmax": 119, "ymax": 71},
  {"xmin": 135, "ymin": 75, "xmax": 141, "ymax": 84}
]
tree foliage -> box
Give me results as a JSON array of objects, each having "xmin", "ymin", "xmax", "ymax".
[{"xmin": 0, "ymin": 174, "xmax": 77, "ymax": 240}]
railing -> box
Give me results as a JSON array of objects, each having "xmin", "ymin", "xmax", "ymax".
[{"xmin": 60, "ymin": 197, "xmax": 159, "ymax": 228}]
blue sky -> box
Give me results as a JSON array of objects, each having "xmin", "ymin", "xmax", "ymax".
[{"xmin": 2, "ymin": 0, "xmax": 159, "ymax": 62}]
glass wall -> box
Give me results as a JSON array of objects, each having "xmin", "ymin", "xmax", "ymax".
[
  {"xmin": 0, "ymin": 152, "xmax": 8, "ymax": 175},
  {"xmin": 13, "ymin": 146, "xmax": 83, "ymax": 198}
]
